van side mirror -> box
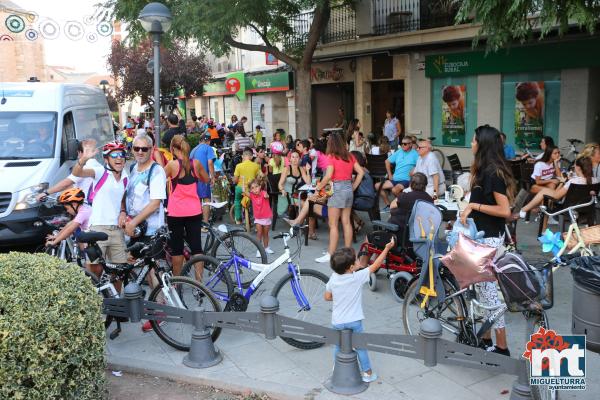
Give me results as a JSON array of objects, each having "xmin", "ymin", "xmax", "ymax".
[{"xmin": 66, "ymin": 139, "xmax": 79, "ymax": 160}]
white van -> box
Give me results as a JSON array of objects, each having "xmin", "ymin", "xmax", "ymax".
[{"xmin": 0, "ymin": 82, "xmax": 113, "ymax": 246}]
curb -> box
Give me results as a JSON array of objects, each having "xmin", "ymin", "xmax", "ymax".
[{"xmin": 107, "ymin": 354, "xmax": 319, "ymax": 400}]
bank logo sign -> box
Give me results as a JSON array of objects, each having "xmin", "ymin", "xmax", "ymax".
[{"xmin": 523, "ymin": 327, "xmax": 586, "ymax": 391}]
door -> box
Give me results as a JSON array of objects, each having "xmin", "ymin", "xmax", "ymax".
[{"xmin": 371, "ymin": 80, "xmax": 405, "ymax": 139}]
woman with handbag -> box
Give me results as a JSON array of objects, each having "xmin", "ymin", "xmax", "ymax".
[
  {"xmin": 278, "ymin": 150, "xmax": 310, "ymax": 218},
  {"xmin": 315, "ymin": 133, "xmax": 364, "ymax": 263},
  {"xmin": 460, "ymin": 125, "xmax": 515, "ymax": 356}
]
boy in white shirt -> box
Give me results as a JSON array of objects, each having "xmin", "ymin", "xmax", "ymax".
[{"xmin": 324, "ymin": 237, "xmax": 395, "ymax": 383}]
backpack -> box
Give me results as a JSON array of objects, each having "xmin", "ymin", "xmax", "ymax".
[
  {"xmin": 154, "ymin": 148, "xmax": 173, "ymax": 165},
  {"xmin": 493, "ymin": 252, "xmax": 544, "ymax": 311},
  {"xmin": 129, "ymin": 162, "xmax": 158, "ymax": 187},
  {"xmin": 87, "ymin": 169, "xmax": 128, "ymax": 205},
  {"xmin": 353, "ymin": 171, "xmax": 375, "ymax": 210}
]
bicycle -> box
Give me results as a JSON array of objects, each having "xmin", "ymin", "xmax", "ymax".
[
  {"xmin": 80, "ymin": 226, "xmax": 221, "ymax": 350},
  {"xmin": 402, "ymin": 259, "xmax": 559, "ymax": 400},
  {"xmin": 539, "ymin": 195, "xmax": 597, "ymax": 259},
  {"xmin": 559, "ymin": 138, "xmax": 583, "ymax": 171},
  {"xmin": 180, "ymin": 226, "xmax": 329, "ymax": 349}
]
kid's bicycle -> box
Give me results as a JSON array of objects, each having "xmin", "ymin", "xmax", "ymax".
[{"xmin": 180, "ymin": 226, "xmax": 330, "ymax": 350}]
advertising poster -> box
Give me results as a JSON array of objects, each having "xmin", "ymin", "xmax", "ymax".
[
  {"xmin": 251, "ymin": 95, "xmax": 266, "ymax": 129},
  {"xmin": 209, "ymin": 98, "xmax": 219, "ymax": 122},
  {"xmin": 441, "ymin": 85, "xmax": 466, "ymax": 145},
  {"xmin": 515, "ymin": 81, "xmax": 544, "ymax": 146}
]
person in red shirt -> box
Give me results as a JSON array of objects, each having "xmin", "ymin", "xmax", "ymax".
[{"xmin": 248, "ymin": 178, "xmax": 274, "ymax": 256}]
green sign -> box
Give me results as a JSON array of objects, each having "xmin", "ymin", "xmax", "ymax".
[
  {"xmin": 203, "ymin": 71, "xmax": 292, "ymax": 97},
  {"xmin": 426, "ymin": 38, "xmax": 600, "ymax": 78}
]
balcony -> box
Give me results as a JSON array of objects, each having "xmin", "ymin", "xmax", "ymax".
[{"xmin": 284, "ymin": 0, "xmax": 460, "ymax": 50}]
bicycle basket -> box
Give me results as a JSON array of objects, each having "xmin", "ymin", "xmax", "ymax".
[{"xmin": 494, "ymin": 252, "xmax": 553, "ymax": 312}]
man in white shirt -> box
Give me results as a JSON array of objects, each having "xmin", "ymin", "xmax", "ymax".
[
  {"xmin": 412, "ymin": 139, "xmax": 446, "ymax": 198},
  {"xmin": 72, "ymin": 140, "xmax": 129, "ymax": 277}
]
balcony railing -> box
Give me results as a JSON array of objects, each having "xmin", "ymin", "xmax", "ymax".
[{"xmin": 285, "ymin": 0, "xmax": 460, "ymax": 49}]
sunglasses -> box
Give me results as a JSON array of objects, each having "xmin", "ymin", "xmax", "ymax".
[
  {"xmin": 401, "ymin": 142, "xmax": 411, "ymax": 146},
  {"xmin": 108, "ymin": 152, "xmax": 126, "ymax": 159},
  {"xmin": 133, "ymin": 146, "xmax": 150, "ymax": 152},
  {"xmin": 417, "ymin": 146, "xmax": 428, "ymax": 149}
]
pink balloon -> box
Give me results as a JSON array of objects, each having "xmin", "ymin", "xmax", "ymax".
[{"xmin": 441, "ymin": 233, "xmax": 497, "ymax": 289}]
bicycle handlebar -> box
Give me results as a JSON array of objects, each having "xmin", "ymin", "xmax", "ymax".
[{"xmin": 538, "ymin": 194, "xmax": 597, "ymax": 217}]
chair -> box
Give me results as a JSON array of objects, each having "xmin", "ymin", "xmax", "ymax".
[
  {"xmin": 509, "ymin": 160, "xmax": 523, "ymax": 190},
  {"xmin": 447, "ymin": 154, "xmax": 469, "ymax": 184},
  {"xmin": 519, "ymin": 161, "xmax": 535, "ymax": 191},
  {"xmin": 366, "ymin": 154, "xmax": 388, "ymax": 220},
  {"xmin": 538, "ymin": 183, "xmax": 600, "ymax": 236}
]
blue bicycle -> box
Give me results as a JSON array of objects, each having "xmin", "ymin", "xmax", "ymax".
[{"xmin": 181, "ymin": 226, "xmax": 330, "ymax": 349}]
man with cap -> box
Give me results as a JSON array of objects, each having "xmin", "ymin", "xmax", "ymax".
[{"xmin": 190, "ymin": 132, "xmax": 216, "ymax": 225}]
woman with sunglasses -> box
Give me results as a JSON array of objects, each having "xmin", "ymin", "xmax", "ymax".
[{"xmin": 72, "ymin": 140, "xmax": 130, "ymax": 279}]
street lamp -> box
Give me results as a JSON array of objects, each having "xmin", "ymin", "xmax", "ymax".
[
  {"xmin": 99, "ymin": 79, "xmax": 109, "ymax": 96},
  {"xmin": 138, "ymin": 2, "xmax": 172, "ymax": 147}
]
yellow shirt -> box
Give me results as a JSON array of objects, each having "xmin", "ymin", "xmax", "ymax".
[
  {"xmin": 234, "ymin": 160, "xmax": 260, "ymax": 188},
  {"xmin": 268, "ymin": 158, "xmax": 284, "ymax": 174}
]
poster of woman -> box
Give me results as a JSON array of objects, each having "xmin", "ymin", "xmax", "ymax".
[
  {"xmin": 515, "ymin": 81, "xmax": 544, "ymax": 146},
  {"xmin": 441, "ymin": 85, "xmax": 466, "ymax": 146}
]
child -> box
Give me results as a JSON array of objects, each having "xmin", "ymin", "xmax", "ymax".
[
  {"xmin": 324, "ymin": 237, "xmax": 395, "ymax": 383},
  {"xmin": 233, "ymin": 149, "xmax": 260, "ymax": 224},
  {"xmin": 248, "ymin": 178, "xmax": 274, "ymax": 257}
]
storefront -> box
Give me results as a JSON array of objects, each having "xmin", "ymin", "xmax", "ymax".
[
  {"xmin": 418, "ymin": 37, "xmax": 600, "ymax": 161},
  {"xmin": 201, "ymin": 70, "xmax": 294, "ymax": 138}
]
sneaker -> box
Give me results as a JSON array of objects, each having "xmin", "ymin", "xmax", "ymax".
[
  {"xmin": 141, "ymin": 320, "xmax": 165, "ymax": 332},
  {"xmin": 256, "ymin": 250, "xmax": 261, "ymax": 258},
  {"xmin": 362, "ymin": 371, "xmax": 378, "ymax": 383},
  {"xmin": 486, "ymin": 345, "xmax": 511, "ymax": 357},
  {"xmin": 265, "ymin": 247, "xmax": 274, "ymax": 254},
  {"xmin": 315, "ymin": 253, "xmax": 331, "ymax": 263},
  {"xmin": 513, "ymin": 189, "xmax": 529, "ymax": 213},
  {"xmin": 381, "ymin": 205, "xmax": 390, "ymax": 213},
  {"xmin": 548, "ymin": 216, "xmax": 559, "ymax": 225}
]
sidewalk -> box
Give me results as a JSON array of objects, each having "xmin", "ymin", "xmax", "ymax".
[{"xmin": 106, "ymin": 216, "xmax": 600, "ymax": 399}]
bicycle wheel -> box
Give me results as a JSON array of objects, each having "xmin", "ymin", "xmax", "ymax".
[
  {"xmin": 527, "ymin": 312, "xmax": 559, "ymax": 400},
  {"xmin": 211, "ymin": 231, "xmax": 267, "ymax": 288},
  {"xmin": 180, "ymin": 254, "xmax": 234, "ymax": 304},
  {"xmin": 271, "ymin": 268, "xmax": 329, "ymax": 350},
  {"xmin": 403, "ymin": 275, "xmax": 467, "ymax": 343},
  {"xmin": 149, "ymin": 276, "xmax": 222, "ymax": 352},
  {"xmin": 432, "ymin": 148, "xmax": 446, "ymax": 169}
]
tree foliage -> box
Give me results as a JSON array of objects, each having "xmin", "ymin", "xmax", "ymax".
[
  {"xmin": 107, "ymin": 40, "xmax": 211, "ymax": 104},
  {"xmin": 457, "ymin": 0, "xmax": 600, "ymax": 51}
]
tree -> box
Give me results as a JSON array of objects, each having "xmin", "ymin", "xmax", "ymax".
[
  {"xmin": 456, "ymin": 0, "xmax": 600, "ymax": 51},
  {"xmin": 107, "ymin": 39, "xmax": 211, "ymax": 105},
  {"xmin": 104, "ymin": 0, "xmax": 351, "ymax": 138}
]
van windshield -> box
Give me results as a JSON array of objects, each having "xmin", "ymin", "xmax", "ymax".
[{"xmin": 0, "ymin": 112, "xmax": 57, "ymax": 159}]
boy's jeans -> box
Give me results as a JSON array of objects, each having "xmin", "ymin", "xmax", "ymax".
[{"xmin": 332, "ymin": 320, "xmax": 371, "ymax": 372}]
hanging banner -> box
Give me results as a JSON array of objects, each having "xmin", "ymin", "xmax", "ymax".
[
  {"xmin": 441, "ymin": 85, "xmax": 466, "ymax": 146},
  {"xmin": 515, "ymin": 81, "xmax": 544, "ymax": 145},
  {"xmin": 225, "ymin": 71, "xmax": 246, "ymax": 101}
]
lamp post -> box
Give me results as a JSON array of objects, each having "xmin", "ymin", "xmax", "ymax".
[
  {"xmin": 99, "ymin": 79, "xmax": 109, "ymax": 96},
  {"xmin": 138, "ymin": 2, "xmax": 172, "ymax": 147}
]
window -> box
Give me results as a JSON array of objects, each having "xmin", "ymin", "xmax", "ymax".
[
  {"xmin": 430, "ymin": 76, "xmax": 478, "ymax": 147},
  {"xmin": 500, "ymin": 72, "xmax": 560, "ymax": 151},
  {"xmin": 61, "ymin": 112, "xmax": 75, "ymax": 165},
  {"xmin": 72, "ymin": 108, "xmax": 113, "ymax": 144}
]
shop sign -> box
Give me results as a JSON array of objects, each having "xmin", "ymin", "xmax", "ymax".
[
  {"xmin": 425, "ymin": 37, "xmax": 600, "ymax": 78},
  {"xmin": 311, "ymin": 65, "xmax": 344, "ymax": 82},
  {"xmin": 203, "ymin": 71, "xmax": 292, "ymax": 97}
]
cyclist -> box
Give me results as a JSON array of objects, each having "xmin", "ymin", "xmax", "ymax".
[
  {"xmin": 45, "ymin": 188, "xmax": 91, "ymax": 248},
  {"xmin": 72, "ymin": 140, "xmax": 129, "ymax": 279}
]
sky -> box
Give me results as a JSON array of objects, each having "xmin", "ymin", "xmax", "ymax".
[{"xmin": 12, "ymin": 0, "xmax": 117, "ymax": 74}]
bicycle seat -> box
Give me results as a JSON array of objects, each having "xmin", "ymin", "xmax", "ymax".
[
  {"xmin": 372, "ymin": 220, "xmax": 400, "ymax": 232},
  {"xmin": 216, "ymin": 224, "xmax": 245, "ymax": 234},
  {"xmin": 428, "ymin": 136, "xmax": 437, "ymax": 142},
  {"xmin": 78, "ymin": 231, "xmax": 108, "ymax": 243},
  {"xmin": 207, "ymin": 201, "xmax": 228, "ymax": 209},
  {"xmin": 566, "ymin": 138, "xmax": 583, "ymax": 144}
]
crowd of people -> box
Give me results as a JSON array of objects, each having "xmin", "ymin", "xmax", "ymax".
[{"xmin": 41, "ymin": 110, "xmax": 600, "ymax": 382}]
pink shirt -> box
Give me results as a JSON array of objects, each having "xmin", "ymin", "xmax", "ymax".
[
  {"xmin": 316, "ymin": 151, "xmax": 329, "ymax": 171},
  {"xmin": 73, "ymin": 203, "xmax": 92, "ymax": 231},
  {"xmin": 328, "ymin": 155, "xmax": 355, "ymax": 181},
  {"xmin": 249, "ymin": 190, "xmax": 272, "ymax": 219}
]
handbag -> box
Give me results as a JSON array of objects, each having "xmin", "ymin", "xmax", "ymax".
[{"xmin": 286, "ymin": 194, "xmax": 298, "ymax": 219}]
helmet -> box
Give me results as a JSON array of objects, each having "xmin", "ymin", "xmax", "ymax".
[
  {"xmin": 102, "ymin": 141, "xmax": 126, "ymax": 157},
  {"xmin": 58, "ymin": 188, "xmax": 85, "ymax": 204}
]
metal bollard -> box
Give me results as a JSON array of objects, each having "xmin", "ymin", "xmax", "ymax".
[
  {"xmin": 419, "ymin": 318, "xmax": 442, "ymax": 367},
  {"xmin": 183, "ymin": 308, "xmax": 223, "ymax": 369},
  {"xmin": 510, "ymin": 359, "xmax": 533, "ymax": 399},
  {"xmin": 124, "ymin": 282, "xmax": 144, "ymax": 323},
  {"xmin": 324, "ymin": 329, "xmax": 368, "ymax": 395},
  {"xmin": 260, "ymin": 296, "xmax": 279, "ymax": 340}
]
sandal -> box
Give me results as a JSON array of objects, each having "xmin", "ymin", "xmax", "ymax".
[{"xmin": 309, "ymin": 233, "xmax": 318, "ymax": 240}]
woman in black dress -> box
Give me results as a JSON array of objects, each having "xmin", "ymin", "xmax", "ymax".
[{"xmin": 460, "ymin": 124, "xmax": 514, "ymax": 356}]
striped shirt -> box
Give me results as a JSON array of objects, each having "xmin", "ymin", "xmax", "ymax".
[{"xmin": 234, "ymin": 135, "xmax": 253, "ymax": 151}]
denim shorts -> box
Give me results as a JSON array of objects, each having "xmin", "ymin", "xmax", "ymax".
[{"xmin": 328, "ymin": 180, "xmax": 353, "ymax": 209}]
